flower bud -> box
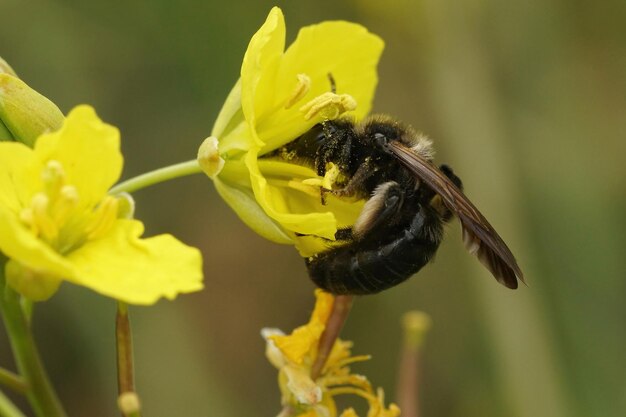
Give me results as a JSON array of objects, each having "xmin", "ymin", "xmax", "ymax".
[
  {"xmin": 0, "ymin": 73, "xmax": 64, "ymax": 147},
  {"xmin": 197, "ymin": 136, "xmax": 225, "ymax": 178},
  {"xmin": 0, "ymin": 56, "xmax": 17, "ymax": 77},
  {"xmin": 117, "ymin": 392, "xmax": 141, "ymax": 415}
]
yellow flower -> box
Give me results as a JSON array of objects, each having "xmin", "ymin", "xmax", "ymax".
[
  {"xmin": 262, "ymin": 290, "xmax": 400, "ymax": 417},
  {"xmin": 200, "ymin": 7, "xmax": 384, "ymax": 256},
  {"xmin": 0, "ymin": 105, "xmax": 203, "ymax": 304}
]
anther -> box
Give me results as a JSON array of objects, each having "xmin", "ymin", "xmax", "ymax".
[
  {"xmin": 31, "ymin": 193, "xmax": 58, "ymax": 241},
  {"xmin": 299, "ymin": 93, "xmax": 357, "ymax": 121},
  {"xmin": 41, "ymin": 160, "xmax": 66, "ymax": 197},
  {"xmin": 302, "ymin": 163, "xmax": 340, "ymax": 190},
  {"xmin": 51, "ymin": 185, "xmax": 79, "ymax": 225},
  {"xmin": 284, "ymin": 74, "xmax": 312, "ymax": 109}
]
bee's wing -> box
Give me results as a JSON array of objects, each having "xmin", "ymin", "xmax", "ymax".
[{"xmin": 389, "ymin": 141, "xmax": 524, "ymax": 289}]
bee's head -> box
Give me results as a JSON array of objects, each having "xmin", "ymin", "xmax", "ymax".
[{"xmin": 359, "ymin": 114, "xmax": 434, "ymax": 160}]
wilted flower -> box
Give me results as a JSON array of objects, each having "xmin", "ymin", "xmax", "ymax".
[
  {"xmin": 199, "ymin": 7, "xmax": 384, "ymax": 256},
  {"xmin": 0, "ymin": 105, "xmax": 203, "ymax": 303},
  {"xmin": 262, "ymin": 290, "xmax": 400, "ymax": 417}
]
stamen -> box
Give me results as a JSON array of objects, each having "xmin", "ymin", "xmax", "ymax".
[
  {"xmin": 19, "ymin": 207, "xmax": 37, "ymax": 234},
  {"xmin": 284, "ymin": 74, "xmax": 312, "ymax": 109},
  {"xmin": 326, "ymin": 386, "xmax": 377, "ymax": 402},
  {"xmin": 51, "ymin": 185, "xmax": 79, "ymax": 225},
  {"xmin": 322, "ymin": 163, "xmax": 339, "ymax": 190},
  {"xmin": 286, "ymin": 180, "xmax": 322, "ymax": 198},
  {"xmin": 332, "ymin": 354, "xmax": 371, "ymax": 370},
  {"xmin": 302, "ymin": 163, "xmax": 340, "ymax": 190},
  {"xmin": 85, "ymin": 196, "xmax": 119, "ymax": 240},
  {"xmin": 299, "ymin": 93, "xmax": 357, "ymax": 121},
  {"xmin": 41, "ymin": 160, "xmax": 66, "ymax": 198},
  {"xmin": 31, "ymin": 193, "xmax": 58, "ymax": 241}
]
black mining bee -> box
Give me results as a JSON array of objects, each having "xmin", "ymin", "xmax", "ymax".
[{"xmin": 272, "ymin": 114, "xmax": 524, "ymax": 295}]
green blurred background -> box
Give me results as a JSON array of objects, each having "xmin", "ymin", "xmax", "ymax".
[{"xmin": 1, "ymin": 0, "xmax": 625, "ymax": 416}]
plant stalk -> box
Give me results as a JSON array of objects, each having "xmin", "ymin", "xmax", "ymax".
[{"xmin": 0, "ymin": 269, "xmax": 67, "ymax": 417}]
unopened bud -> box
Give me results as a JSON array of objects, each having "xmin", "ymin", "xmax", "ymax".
[
  {"xmin": 402, "ymin": 311, "xmax": 432, "ymax": 350},
  {"xmin": 0, "ymin": 74, "xmax": 64, "ymax": 147},
  {"xmin": 5, "ymin": 260, "xmax": 62, "ymax": 301},
  {"xmin": 197, "ymin": 136, "xmax": 225, "ymax": 178},
  {"xmin": 0, "ymin": 56, "xmax": 17, "ymax": 76},
  {"xmin": 117, "ymin": 391, "xmax": 141, "ymax": 415}
]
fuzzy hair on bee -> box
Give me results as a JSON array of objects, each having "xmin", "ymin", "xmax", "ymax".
[{"xmin": 272, "ymin": 114, "xmax": 524, "ymax": 295}]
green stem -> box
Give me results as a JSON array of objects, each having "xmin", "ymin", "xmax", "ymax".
[
  {"xmin": 109, "ymin": 159, "xmax": 202, "ymax": 194},
  {"xmin": 0, "ymin": 269, "xmax": 67, "ymax": 417},
  {"xmin": 0, "ymin": 368, "xmax": 27, "ymax": 394},
  {"xmin": 0, "ymin": 389, "xmax": 27, "ymax": 417}
]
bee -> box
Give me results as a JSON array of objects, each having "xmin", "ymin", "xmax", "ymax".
[{"xmin": 272, "ymin": 115, "xmax": 524, "ymax": 295}]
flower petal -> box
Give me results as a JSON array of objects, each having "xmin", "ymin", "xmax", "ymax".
[
  {"xmin": 0, "ymin": 205, "xmax": 75, "ymax": 277},
  {"xmin": 246, "ymin": 149, "xmax": 340, "ymax": 240},
  {"xmin": 283, "ymin": 364, "xmax": 322, "ymax": 405},
  {"xmin": 66, "ymin": 219, "xmax": 203, "ymax": 305},
  {"xmin": 271, "ymin": 290, "xmax": 334, "ymax": 364},
  {"xmin": 257, "ymin": 21, "xmax": 385, "ymax": 152},
  {"xmin": 0, "ymin": 141, "xmax": 34, "ymax": 212},
  {"xmin": 32, "ymin": 105, "xmax": 122, "ymax": 208},
  {"xmin": 241, "ymin": 6, "xmax": 286, "ymax": 146}
]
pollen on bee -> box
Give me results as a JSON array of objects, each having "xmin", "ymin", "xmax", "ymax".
[
  {"xmin": 284, "ymin": 73, "xmax": 312, "ymax": 109},
  {"xmin": 302, "ymin": 163, "xmax": 340, "ymax": 190}
]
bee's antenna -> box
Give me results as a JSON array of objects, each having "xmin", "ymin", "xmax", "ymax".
[{"xmin": 327, "ymin": 73, "xmax": 336, "ymax": 93}]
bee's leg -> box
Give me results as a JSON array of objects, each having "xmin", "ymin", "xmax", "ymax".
[
  {"xmin": 352, "ymin": 181, "xmax": 404, "ymax": 240},
  {"xmin": 296, "ymin": 228, "xmax": 353, "ymax": 242},
  {"xmin": 431, "ymin": 164, "xmax": 463, "ymax": 222},
  {"xmin": 322, "ymin": 158, "xmax": 377, "ymax": 204},
  {"xmin": 334, "ymin": 227, "xmax": 353, "ymax": 241},
  {"xmin": 316, "ymin": 122, "xmax": 355, "ymax": 177}
]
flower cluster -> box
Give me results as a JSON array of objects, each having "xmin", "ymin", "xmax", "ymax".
[
  {"xmin": 263, "ymin": 290, "xmax": 400, "ymax": 417},
  {"xmin": 199, "ymin": 7, "xmax": 384, "ymax": 256},
  {"xmin": 0, "ymin": 104, "xmax": 203, "ymax": 304}
]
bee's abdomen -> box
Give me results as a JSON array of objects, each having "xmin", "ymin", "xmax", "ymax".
[{"xmin": 306, "ymin": 209, "xmax": 443, "ymax": 295}]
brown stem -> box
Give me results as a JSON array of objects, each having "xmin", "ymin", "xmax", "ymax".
[
  {"xmin": 396, "ymin": 311, "xmax": 431, "ymax": 417},
  {"xmin": 115, "ymin": 303, "xmax": 141, "ymax": 417},
  {"xmin": 116, "ymin": 303, "xmax": 134, "ymax": 394},
  {"xmin": 310, "ymin": 295, "xmax": 354, "ymax": 380},
  {"xmin": 397, "ymin": 347, "xmax": 420, "ymax": 417}
]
